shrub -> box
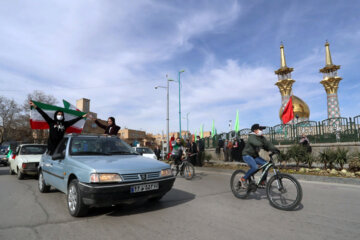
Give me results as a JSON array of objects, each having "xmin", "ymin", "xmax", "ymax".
[
  {"xmin": 276, "ymin": 149, "xmax": 289, "ymax": 167},
  {"xmin": 349, "ymin": 152, "xmax": 360, "ymax": 172},
  {"xmin": 204, "ymin": 153, "xmax": 212, "ymax": 162},
  {"xmin": 335, "ymin": 147, "xmax": 348, "ymax": 170},
  {"xmin": 303, "ymin": 153, "xmax": 316, "ymax": 168},
  {"xmin": 318, "ymin": 148, "xmax": 337, "ymax": 169},
  {"xmin": 287, "ymin": 144, "xmax": 307, "ymax": 168}
]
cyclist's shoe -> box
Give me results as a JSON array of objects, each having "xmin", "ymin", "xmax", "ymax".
[
  {"xmin": 258, "ymin": 180, "xmax": 266, "ymax": 189},
  {"xmin": 240, "ymin": 177, "xmax": 248, "ymax": 189}
]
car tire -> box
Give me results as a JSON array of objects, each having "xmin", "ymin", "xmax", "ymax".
[
  {"xmin": 38, "ymin": 171, "xmax": 51, "ymax": 193},
  {"xmin": 17, "ymin": 168, "xmax": 24, "ymax": 180},
  {"xmin": 9, "ymin": 166, "xmax": 14, "ymax": 175},
  {"xmin": 67, "ymin": 179, "xmax": 88, "ymax": 217}
]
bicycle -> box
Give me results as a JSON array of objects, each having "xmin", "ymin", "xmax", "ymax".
[
  {"xmin": 230, "ymin": 153, "xmax": 302, "ymax": 211},
  {"xmin": 169, "ymin": 153, "xmax": 195, "ymax": 180}
]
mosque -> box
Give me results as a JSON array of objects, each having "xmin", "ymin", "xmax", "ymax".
[{"xmin": 275, "ymin": 41, "xmax": 342, "ymax": 124}]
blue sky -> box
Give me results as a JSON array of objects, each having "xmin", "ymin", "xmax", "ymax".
[{"xmin": 1, "ymin": 0, "xmax": 360, "ymax": 134}]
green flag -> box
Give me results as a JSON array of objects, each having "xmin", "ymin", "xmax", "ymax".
[
  {"xmin": 211, "ymin": 120, "xmax": 215, "ymax": 137},
  {"xmin": 234, "ymin": 110, "xmax": 239, "ymax": 132},
  {"xmin": 194, "ymin": 130, "xmax": 197, "ymax": 141},
  {"xmin": 200, "ymin": 124, "xmax": 204, "ymax": 138}
]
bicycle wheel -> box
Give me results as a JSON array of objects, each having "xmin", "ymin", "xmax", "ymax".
[
  {"xmin": 169, "ymin": 162, "xmax": 178, "ymax": 176},
  {"xmin": 182, "ymin": 162, "xmax": 195, "ymax": 180},
  {"xmin": 266, "ymin": 173, "xmax": 302, "ymax": 211},
  {"xmin": 230, "ymin": 169, "xmax": 250, "ymax": 199}
]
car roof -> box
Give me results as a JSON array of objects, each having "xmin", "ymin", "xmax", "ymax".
[
  {"xmin": 19, "ymin": 144, "xmax": 47, "ymax": 147},
  {"xmin": 65, "ymin": 133, "xmax": 119, "ymax": 138}
]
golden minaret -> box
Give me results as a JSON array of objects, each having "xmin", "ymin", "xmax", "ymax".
[
  {"xmin": 275, "ymin": 43, "xmax": 310, "ymax": 123},
  {"xmin": 320, "ymin": 41, "xmax": 342, "ymax": 119}
]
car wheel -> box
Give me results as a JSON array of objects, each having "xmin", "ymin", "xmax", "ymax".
[
  {"xmin": 38, "ymin": 171, "xmax": 51, "ymax": 193},
  {"xmin": 9, "ymin": 166, "xmax": 14, "ymax": 175},
  {"xmin": 17, "ymin": 168, "xmax": 24, "ymax": 180},
  {"xmin": 67, "ymin": 179, "xmax": 88, "ymax": 217}
]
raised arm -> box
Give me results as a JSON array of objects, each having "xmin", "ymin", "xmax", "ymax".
[
  {"xmin": 64, "ymin": 114, "xmax": 87, "ymax": 128},
  {"xmin": 30, "ymin": 101, "xmax": 53, "ymax": 124},
  {"xmin": 94, "ymin": 119, "xmax": 107, "ymax": 130}
]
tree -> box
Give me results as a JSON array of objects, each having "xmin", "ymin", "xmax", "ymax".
[{"xmin": 0, "ymin": 96, "xmax": 21, "ymax": 143}]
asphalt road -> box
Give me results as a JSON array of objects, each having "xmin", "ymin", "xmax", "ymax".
[{"xmin": 0, "ymin": 166, "xmax": 359, "ymax": 240}]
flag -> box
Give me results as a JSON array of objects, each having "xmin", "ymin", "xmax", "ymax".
[
  {"xmin": 167, "ymin": 135, "xmax": 175, "ymax": 159},
  {"xmin": 282, "ymin": 96, "xmax": 294, "ymax": 124},
  {"xmin": 211, "ymin": 120, "xmax": 215, "ymax": 137},
  {"xmin": 200, "ymin": 124, "xmax": 204, "ymax": 138},
  {"xmin": 63, "ymin": 99, "xmax": 80, "ymax": 111},
  {"xmin": 6, "ymin": 146, "xmax": 12, "ymax": 159},
  {"xmin": 194, "ymin": 130, "xmax": 197, "ymax": 141},
  {"xmin": 234, "ymin": 110, "xmax": 239, "ymax": 132},
  {"xmin": 30, "ymin": 100, "xmax": 86, "ymax": 133}
]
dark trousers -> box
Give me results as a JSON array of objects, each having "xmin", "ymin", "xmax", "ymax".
[{"xmin": 197, "ymin": 151, "xmax": 203, "ymax": 167}]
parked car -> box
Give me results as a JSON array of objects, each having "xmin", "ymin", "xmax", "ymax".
[
  {"xmin": 0, "ymin": 146, "xmax": 9, "ymax": 166},
  {"xmin": 9, "ymin": 144, "xmax": 47, "ymax": 179},
  {"xmin": 38, "ymin": 134, "xmax": 175, "ymax": 217},
  {"xmin": 133, "ymin": 147, "xmax": 157, "ymax": 160}
]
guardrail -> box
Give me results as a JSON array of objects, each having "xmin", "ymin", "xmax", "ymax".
[{"xmin": 204, "ymin": 116, "xmax": 360, "ymax": 149}]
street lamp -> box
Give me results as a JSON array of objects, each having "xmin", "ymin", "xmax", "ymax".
[
  {"xmin": 178, "ymin": 70, "xmax": 185, "ymax": 138},
  {"xmin": 155, "ymin": 77, "xmax": 174, "ymax": 156},
  {"xmin": 182, "ymin": 112, "xmax": 190, "ymax": 139}
]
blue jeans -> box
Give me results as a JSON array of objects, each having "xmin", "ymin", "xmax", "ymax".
[{"xmin": 242, "ymin": 155, "xmax": 267, "ymax": 180}]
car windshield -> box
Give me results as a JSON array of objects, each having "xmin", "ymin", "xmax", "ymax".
[
  {"xmin": 70, "ymin": 137, "xmax": 138, "ymax": 156},
  {"xmin": 135, "ymin": 148, "xmax": 154, "ymax": 154},
  {"xmin": 20, "ymin": 145, "xmax": 47, "ymax": 155}
]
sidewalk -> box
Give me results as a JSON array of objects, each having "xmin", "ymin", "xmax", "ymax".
[{"xmin": 198, "ymin": 159, "xmax": 360, "ymax": 186}]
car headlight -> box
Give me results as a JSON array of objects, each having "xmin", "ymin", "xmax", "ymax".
[
  {"xmin": 160, "ymin": 169, "xmax": 172, "ymax": 177},
  {"xmin": 90, "ymin": 173, "xmax": 122, "ymax": 183}
]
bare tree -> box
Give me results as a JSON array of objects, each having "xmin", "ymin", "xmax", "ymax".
[{"xmin": 0, "ymin": 96, "xmax": 21, "ymax": 143}]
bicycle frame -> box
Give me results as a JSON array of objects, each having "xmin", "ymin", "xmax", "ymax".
[{"xmin": 249, "ymin": 155, "xmax": 280, "ymax": 186}]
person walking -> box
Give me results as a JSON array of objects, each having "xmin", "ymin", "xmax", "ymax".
[
  {"xmin": 154, "ymin": 145, "xmax": 161, "ymax": 160},
  {"xmin": 224, "ymin": 139, "xmax": 229, "ymax": 162},
  {"xmin": 190, "ymin": 139, "xmax": 198, "ymax": 166},
  {"xmin": 196, "ymin": 136, "xmax": 205, "ymax": 167},
  {"xmin": 29, "ymin": 101, "xmax": 87, "ymax": 155},
  {"xmin": 227, "ymin": 139, "xmax": 233, "ymax": 162},
  {"xmin": 93, "ymin": 117, "xmax": 120, "ymax": 135}
]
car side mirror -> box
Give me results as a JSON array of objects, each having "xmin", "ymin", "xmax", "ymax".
[{"xmin": 52, "ymin": 152, "xmax": 65, "ymax": 160}]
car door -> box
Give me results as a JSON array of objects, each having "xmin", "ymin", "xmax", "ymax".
[{"xmin": 45, "ymin": 138, "xmax": 68, "ymax": 192}]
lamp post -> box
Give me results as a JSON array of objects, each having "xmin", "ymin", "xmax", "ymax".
[
  {"xmin": 182, "ymin": 112, "xmax": 190, "ymax": 139},
  {"xmin": 178, "ymin": 70, "xmax": 185, "ymax": 138},
  {"xmin": 155, "ymin": 77, "xmax": 174, "ymax": 156}
]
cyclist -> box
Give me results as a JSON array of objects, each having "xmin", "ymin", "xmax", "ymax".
[
  {"xmin": 171, "ymin": 137, "xmax": 185, "ymax": 172},
  {"xmin": 241, "ymin": 124, "xmax": 279, "ymax": 188}
]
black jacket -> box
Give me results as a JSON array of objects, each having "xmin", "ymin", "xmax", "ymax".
[
  {"xmin": 95, "ymin": 120, "xmax": 120, "ymax": 135},
  {"xmin": 35, "ymin": 108, "xmax": 83, "ymax": 155}
]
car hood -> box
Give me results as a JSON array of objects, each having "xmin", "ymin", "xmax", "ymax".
[
  {"xmin": 69, "ymin": 155, "xmax": 169, "ymax": 173},
  {"xmin": 18, "ymin": 155, "xmax": 42, "ymax": 163}
]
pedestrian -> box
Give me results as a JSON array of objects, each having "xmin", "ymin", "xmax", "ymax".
[
  {"xmin": 154, "ymin": 145, "xmax": 161, "ymax": 160},
  {"xmin": 196, "ymin": 136, "xmax": 205, "ymax": 167},
  {"xmin": 93, "ymin": 117, "xmax": 120, "ymax": 135},
  {"xmin": 29, "ymin": 101, "xmax": 87, "ymax": 155},
  {"xmin": 299, "ymin": 134, "xmax": 312, "ymax": 153},
  {"xmin": 224, "ymin": 139, "xmax": 229, "ymax": 162},
  {"xmin": 216, "ymin": 138, "xmax": 224, "ymax": 160},
  {"xmin": 227, "ymin": 139, "xmax": 233, "ymax": 162},
  {"xmin": 190, "ymin": 139, "xmax": 198, "ymax": 166}
]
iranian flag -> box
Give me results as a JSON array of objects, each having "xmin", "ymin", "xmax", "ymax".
[{"xmin": 30, "ymin": 100, "xmax": 86, "ymax": 133}]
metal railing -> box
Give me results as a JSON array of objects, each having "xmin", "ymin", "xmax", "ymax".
[{"xmin": 204, "ymin": 116, "xmax": 360, "ymax": 149}]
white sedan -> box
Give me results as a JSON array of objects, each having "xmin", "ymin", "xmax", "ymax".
[
  {"xmin": 9, "ymin": 144, "xmax": 47, "ymax": 179},
  {"xmin": 132, "ymin": 147, "xmax": 157, "ymax": 160}
]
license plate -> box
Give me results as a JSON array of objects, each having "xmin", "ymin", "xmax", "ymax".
[{"xmin": 130, "ymin": 183, "xmax": 159, "ymax": 193}]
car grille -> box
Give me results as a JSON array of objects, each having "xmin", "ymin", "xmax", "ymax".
[{"xmin": 121, "ymin": 172, "xmax": 160, "ymax": 182}]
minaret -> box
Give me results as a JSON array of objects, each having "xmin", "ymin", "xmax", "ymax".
[
  {"xmin": 320, "ymin": 41, "xmax": 342, "ymax": 119},
  {"xmin": 275, "ymin": 43, "xmax": 295, "ymax": 122}
]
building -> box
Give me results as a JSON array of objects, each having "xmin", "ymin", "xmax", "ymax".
[{"xmin": 275, "ymin": 43, "xmax": 310, "ymax": 123}]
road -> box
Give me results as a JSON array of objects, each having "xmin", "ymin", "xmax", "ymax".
[{"xmin": 0, "ymin": 166, "xmax": 359, "ymax": 240}]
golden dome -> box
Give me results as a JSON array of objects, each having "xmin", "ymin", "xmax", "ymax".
[{"xmin": 279, "ymin": 95, "xmax": 310, "ymax": 120}]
